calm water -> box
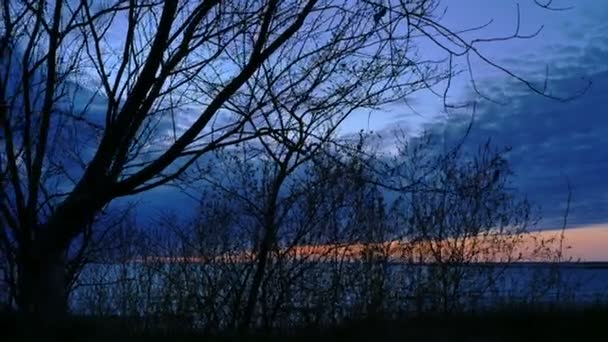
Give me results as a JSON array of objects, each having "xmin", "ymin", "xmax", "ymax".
[{"xmin": 67, "ymin": 262, "xmax": 608, "ymax": 316}]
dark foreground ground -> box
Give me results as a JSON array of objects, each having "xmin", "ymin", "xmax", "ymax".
[{"xmin": 1, "ymin": 306, "xmax": 606, "ymax": 342}]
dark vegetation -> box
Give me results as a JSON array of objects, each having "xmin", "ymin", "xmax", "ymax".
[
  {"xmin": 2, "ymin": 305, "xmax": 607, "ymax": 341},
  {"xmin": 0, "ymin": 0, "xmax": 599, "ymax": 340},
  {"xmin": 2, "ymin": 133, "xmax": 593, "ymax": 340}
]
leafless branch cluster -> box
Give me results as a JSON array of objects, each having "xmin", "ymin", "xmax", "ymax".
[
  {"xmin": 0, "ymin": 0, "xmax": 580, "ymax": 320},
  {"xmin": 60, "ymin": 134, "xmax": 577, "ymax": 334}
]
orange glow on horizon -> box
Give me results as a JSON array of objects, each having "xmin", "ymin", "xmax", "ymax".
[
  {"xmin": 134, "ymin": 224, "xmax": 608, "ymax": 264},
  {"xmin": 533, "ymin": 224, "xmax": 608, "ymax": 262}
]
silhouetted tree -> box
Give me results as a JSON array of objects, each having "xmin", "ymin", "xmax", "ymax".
[{"xmin": 0, "ymin": 0, "xmax": 581, "ymax": 322}]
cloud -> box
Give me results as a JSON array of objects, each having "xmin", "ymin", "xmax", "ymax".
[
  {"xmin": 379, "ymin": 4, "xmax": 608, "ymax": 229},
  {"xmin": 419, "ymin": 62, "xmax": 608, "ymax": 229},
  {"xmin": 89, "ymin": 3, "xmax": 608, "ymax": 229}
]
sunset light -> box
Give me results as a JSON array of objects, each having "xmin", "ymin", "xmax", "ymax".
[{"xmin": 1, "ymin": 0, "xmax": 607, "ymax": 340}]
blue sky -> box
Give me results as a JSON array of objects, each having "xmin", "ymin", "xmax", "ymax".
[
  {"xmin": 339, "ymin": 0, "xmax": 608, "ymax": 229},
  {"xmin": 129, "ymin": 1, "xmax": 608, "ymax": 232}
]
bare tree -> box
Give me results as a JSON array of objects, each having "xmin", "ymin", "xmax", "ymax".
[
  {"xmin": 379, "ymin": 135, "xmax": 538, "ymax": 313},
  {"xmin": 193, "ymin": 134, "xmax": 354, "ymax": 332},
  {"xmin": 62, "ymin": 132, "xmax": 580, "ymax": 332},
  {"xmin": 132, "ymin": 138, "xmax": 365, "ymax": 333},
  {"xmin": 0, "ymin": 0, "xmax": 578, "ymax": 320}
]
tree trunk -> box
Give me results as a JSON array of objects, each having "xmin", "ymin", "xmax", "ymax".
[
  {"xmin": 239, "ymin": 232, "xmax": 272, "ymax": 334},
  {"xmin": 239, "ymin": 169, "xmax": 286, "ymax": 334},
  {"xmin": 13, "ymin": 189, "xmax": 106, "ymax": 334},
  {"xmin": 17, "ymin": 246, "xmax": 67, "ymax": 325}
]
